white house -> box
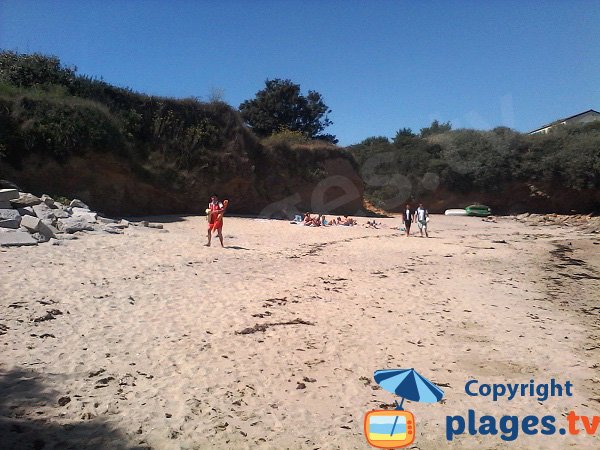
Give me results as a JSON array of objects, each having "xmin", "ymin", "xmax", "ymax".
[{"xmin": 529, "ymin": 109, "xmax": 600, "ymax": 135}]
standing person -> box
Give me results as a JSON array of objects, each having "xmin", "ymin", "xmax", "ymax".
[
  {"xmin": 414, "ymin": 203, "xmax": 429, "ymax": 238},
  {"xmin": 403, "ymin": 203, "xmax": 413, "ymax": 237},
  {"xmin": 206, "ymin": 194, "xmax": 225, "ymax": 247}
]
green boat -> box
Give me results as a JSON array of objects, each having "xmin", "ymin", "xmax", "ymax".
[{"xmin": 465, "ymin": 204, "xmax": 492, "ymax": 217}]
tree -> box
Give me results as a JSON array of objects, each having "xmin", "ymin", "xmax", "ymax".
[
  {"xmin": 239, "ymin": 79, "xmax": 335, "ymax": 142},
  {"xmin": 420, "ymin": 120, "xmax": 452, "ymax": 137}
]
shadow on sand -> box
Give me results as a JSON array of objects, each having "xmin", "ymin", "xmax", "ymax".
[{"xmin": 0, "ymin": 368, "xmax": 147, "ymax": 450}]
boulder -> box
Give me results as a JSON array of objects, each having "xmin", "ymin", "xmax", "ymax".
[
  {"xmin": 103, "ymin": 224, "xmax": 124, "ymax": 234},
  {"xmin": 17, "ymin": 207, "xmax": 35, "ymax": 217},
  {"xmin": 0, "ymin": 230, "xmax": 38, "ymax": 247},
  {"xmin": 71, "ymin": 207, "xmax": 97, "ymax": 222},
  {"xmin": 0, "ymin": 180, "xmax": 20, "ymax": 190},
  {"xmin": 0, "ymin": 209, "xmax": 22, "ymax": 229},
  {"xmin": 98, "ymin": 216, "xmax": 118, "ymax": 224},
  {"xmin": 10, "ymin": 192, "xmax": 42, "ymax": 208},
  {"xmin": 0, "ymin": 201, "xmax": 12, "ymax": 209},
  {"xmin": 32, "ymin": 204, "xmax": 57, "ymax": 223},
  {"xmin": 20, "ymin": 215, "xmax": 57, "ymax": 239},
  {"xmin": 54, "ymin": 209, "xmax": 71, "ymax": 219},
  {"xmin": 57, "ymin": 217, "xmax": 95, "ymax": 234},
  {"xmin": 40, "ymin": 194, "xmax": 56, "ymax": 208},
  {"xmin": 70, "ymin": 199, "xmax": 90, "ymax": 209},
  {"xmin": 0, "ymin": 189, "xmax": 19, "ymax": 202},
  {"xmin": 31, "ymin": 232, "xmax": 50, "ymax": 243}
]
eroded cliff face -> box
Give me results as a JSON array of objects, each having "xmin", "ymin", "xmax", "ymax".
[{"xmin": 0, "ymin": 149, "xmax": 364, "ymax": 217}]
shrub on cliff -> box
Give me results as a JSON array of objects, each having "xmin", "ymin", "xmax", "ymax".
[{"xmin": 350, "ymin": 123, "xmax": 600, "ymax": 211}]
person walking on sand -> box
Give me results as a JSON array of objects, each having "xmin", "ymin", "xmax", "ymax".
[
  {"xmin": 414, "ymin": 203, "xmax": 429, "ymax": 238},
  {"xmin": 403, "ymin": 203, "xmax": 413, "ymax": 237},
  {"xmin": 206, "ymin": 194, "xmax": 225, "ymax": 247}
]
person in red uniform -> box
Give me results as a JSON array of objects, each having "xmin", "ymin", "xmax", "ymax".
[{"xmin": 206, "ymin": 194, "xmax": 225, "ymax": 247}]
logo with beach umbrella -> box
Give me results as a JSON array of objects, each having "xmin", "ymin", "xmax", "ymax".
[{"xmin": 364, "ymin": 368, "xmax": 445, "ymax": 449}]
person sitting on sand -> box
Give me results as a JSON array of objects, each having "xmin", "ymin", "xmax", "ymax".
[
  {"xmin": 206, "ymin": 194, "xmax": 225, "ymax": 247},
  {"xmin": 341, "ymin": 215, "xmax": 357, "ymax": 226}
]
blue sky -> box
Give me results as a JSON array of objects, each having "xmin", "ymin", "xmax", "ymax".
[{"xmin": 1, "ymin": 0, "xmax": 599, "ymax": 146}]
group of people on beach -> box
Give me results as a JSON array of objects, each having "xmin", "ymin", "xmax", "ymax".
[
  {"xmin": 403, "ymin": 203, "xmax": 429, "ymax": 238},
  {"xmin": 204, "ymin": 193, "xmax": 431, "ymax": 248},
  {"xmin": 299, "ymin": 212, "xmax": 357, "ymax": 227}
]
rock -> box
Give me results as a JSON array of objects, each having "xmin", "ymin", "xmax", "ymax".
[
  {"xmin": 98, "ymin": 216, "xmax": 118, "ymax": 224},
  {"xmin": 516, "ymin": 213, "xmax": 530, "ymax": 220},
  {"xmin": 40, "ymin": 194, "xmax": 57, "ymax": 208},
  {"xmin": 70, "ymin": 199, "xmax": 90, "ymax": 209},
  {"xmin": 20, "ymin": 215, "xmax": 41, "ymax": 232},
  {"xmin": 57, "ymin": 217, "xmax": 95, "ymax": 234},
  {"xmin": 120, "ymin": 219, "xmax": 130, "ymax": 227},
  {"xmin": 147, "ymin": 223, "xmax": 163, "ymax": 229},
  {"xmin": 103, "ymin": 225, "xmax": 124, "ymax": 234},
  {"xmin": 53, "ymin": 209, "xmax": 70, "ymax": 219},
  {"xmin": 10, "ymin": 192, "xmax": 42, "ymax": 208},
  {"xmin": 31, "ymin": 232, "xmax": 50, "ymax": 243},
  {"xmin": 0, "ymin": 189, "xmax": 19, "ymax": 202},
  {"xmin": 58, "ymin": 234, "xmax": 78, "ymax": 240},
  {"xmin": 0, "ymin": 230, "xmax": 38, "ymax": 247},
  {"xmin": 20, "ymin": 215, "xmax": 58, "ymax": 239},
  {"xmin": 0, "ymin": 201, "xmax": 12, "ymax": 209},
  {"xmin": 0, "ymin": 180, "xmax": 20, "ymax": 190},
  {"xmin": 71, "ymin": 207, "xmax": 97, "ymax": 222},
  {"xmin": 0, "ymin": 209, "xmax": 22, "ymax": 229},
  {"xmin": 32, "ymin": 204, "xmax": 57, "ymax": 222},
  {"xmin": 17, "ymin": 207, "xmax": 35, "ymax": 217},
  {"xmin": 140, "ymin": 220, "xmax": 149, "ymax": 227}
]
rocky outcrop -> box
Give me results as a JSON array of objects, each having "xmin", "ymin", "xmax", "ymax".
[{"xmin": 0, "ymin": 188, "xmax": 164, "ymax": 247}]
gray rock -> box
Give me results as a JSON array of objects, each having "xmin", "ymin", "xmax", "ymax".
[
  {"xmin": 98, "ymin": 216, "xmax": 118, "ymax": 224},
  {"xmin": 54, "ymin": 209, "xmax": 70, "ymax": 219},
  {"xmin": 17, "ymin": 207, "xmax": 35, "ymax": 217},
  {"xmin": 147, "ymin": 223, "xmax": 163, "ymax": 229},
  {"xmin": 20, "ymin": 214, "xmax": 41, "ymax": 232},
  {"xmin": 10, "ymin": 192, "xmax": 42, "ymax": 208},
  {"xmin": 0, "ymin": 180, "xmax": 20, "ymax": 190},
  {"xmin": 32, "ymin": 204, "xmax": 56, "ymax": 222},
  {"xmin": 0, "ymin": 201, "xmax": 12, "ymax": 209},
  {"xmin": 40, "ymin": 194, "xmax": 56, "ymax": 208},
  {"xmin": 58, "ymin": 234, "xmax": 78, "ymax": 240},
  {"xmin": 71, "ymin": 208, "xmax": 97, "ymax": 222},
  {"xmin": 31, "ymin": 232, "xmax": 50, "ymax": 243},
  {"xmin": 57, "ymin": 217, "xmax": 95, "ymax": 233},
  {"xmin": 70, "ymin": 199, "xmax": 89, "ymax": 209},
  {"xmin": 0, "ymin": 230, "xmax": 38, "ymax": 247},
  {"xmin": 120, "ymin": 219, "xmax": 130, "ymax": 227},
  {"xmin": 21, "ymin": 215, "xmax": 57, "ymax": 239},
  {"xmin": 103, "ymin": 225, "xmax": 124, "ymax": 234},
  {"xmin": 0, "ymin": 209, "xmax": 22, "ymax": 229},
  {"xmin": 0, "ymin": 189, "xmax": 19, "ymax": 202}
]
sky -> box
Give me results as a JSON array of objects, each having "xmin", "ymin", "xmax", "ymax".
[{"xmin": 1, "ymin": 0, "xmax": 599, "ymax": 146}]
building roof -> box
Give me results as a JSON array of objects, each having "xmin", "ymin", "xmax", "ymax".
[{"xmin": 529, "ymin": 109, "xmax": 600, "ymax": 134}]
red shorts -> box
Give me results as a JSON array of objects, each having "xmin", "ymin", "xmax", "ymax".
[{"xmin": 208, "ymin": 220, "xmax": 222, "ymax": 231}]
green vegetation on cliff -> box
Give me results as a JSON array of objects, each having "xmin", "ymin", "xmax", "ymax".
[
  {"xmin": 0, "ymin": 51, "xmax": 359, "ymax": 215},
  {"xmin": 350, "ymin": 121, "xmax": 600, "ymax": 213}
]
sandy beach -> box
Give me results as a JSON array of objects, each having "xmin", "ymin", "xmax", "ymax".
[{"xmin": 1, "ymin": 214, "xmax": 599, "ymax": 449}]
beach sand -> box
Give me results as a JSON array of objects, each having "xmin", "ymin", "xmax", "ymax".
[{"xmin": 1, "ymin": 215, "xmax": 599, "ymax": 449}]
